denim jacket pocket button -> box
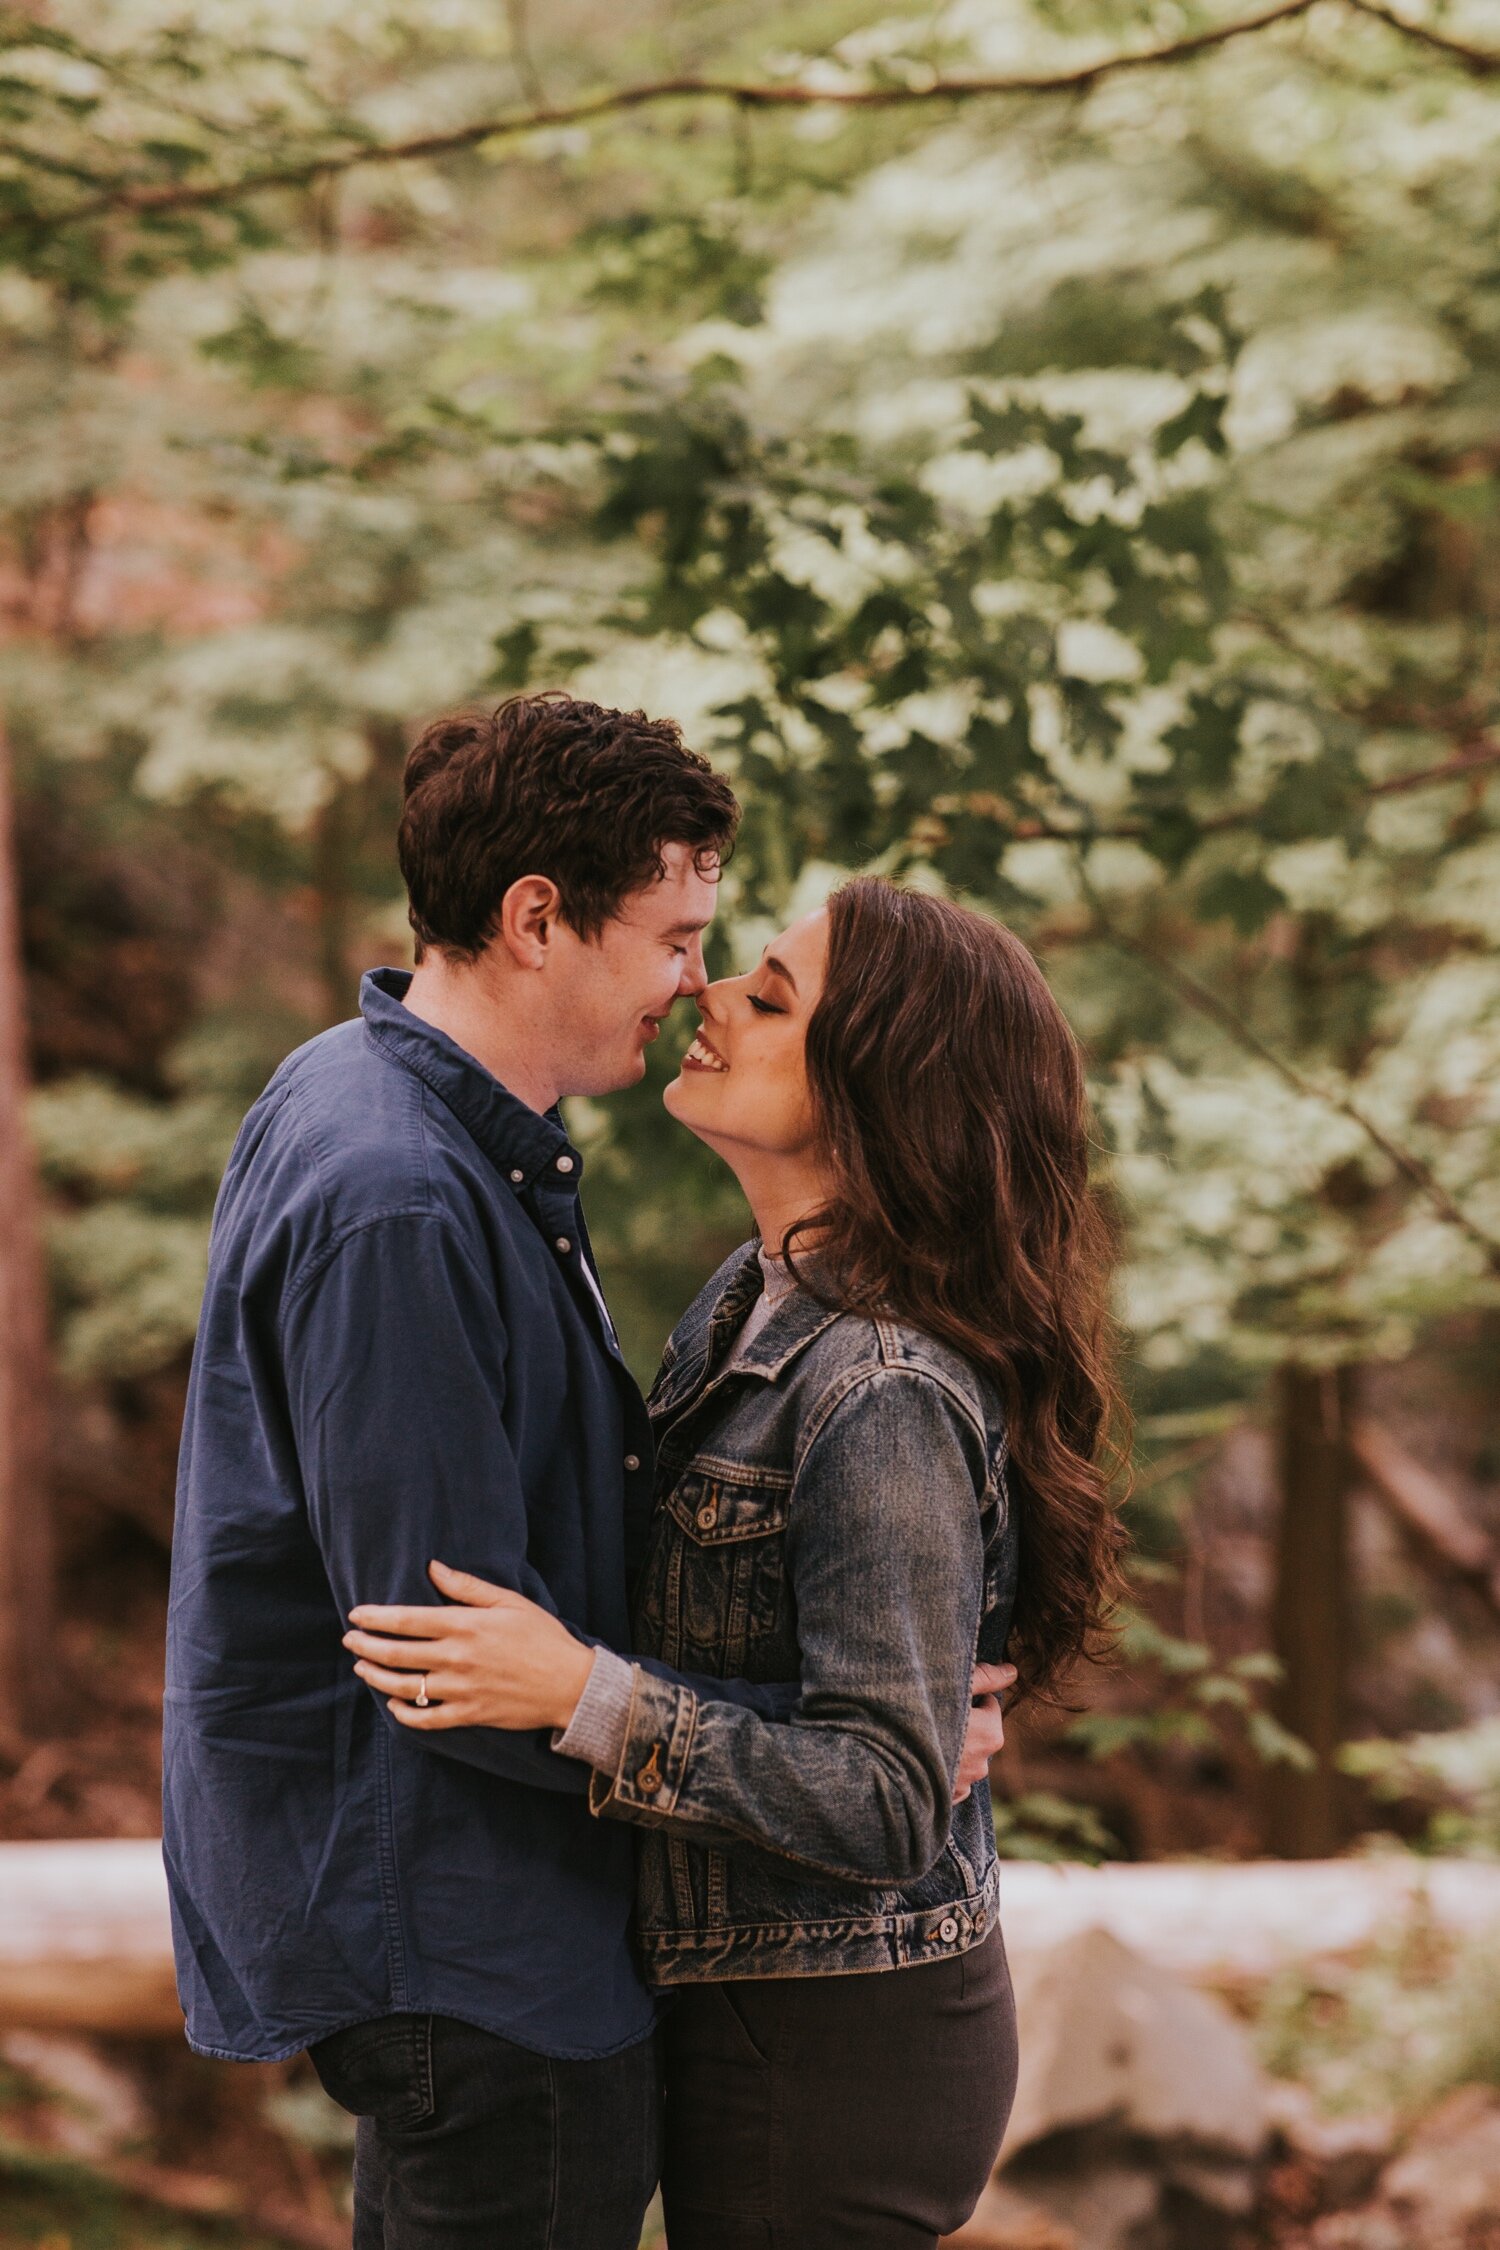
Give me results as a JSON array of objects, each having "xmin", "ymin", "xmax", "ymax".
[
  {"xmin": 696, "ymin": 1501, "xmax": 718, "ymax": 1531},
  {"xmin": 938, "ymin": 1917, "xmax": 959, "ymax": 1943}
]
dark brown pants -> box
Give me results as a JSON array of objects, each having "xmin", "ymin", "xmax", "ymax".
[{"xmin": 660, "ymin": 1927, "xmax": 1018, "ymax": 2250}]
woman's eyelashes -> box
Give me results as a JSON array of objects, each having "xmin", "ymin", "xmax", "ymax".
[{"xmin": 747, "ymin": 992, "xmax": 783, "ymax": 1016}]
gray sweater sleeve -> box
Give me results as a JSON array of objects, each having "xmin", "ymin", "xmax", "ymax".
[{"xmin": 552, "ymin": 1646, "xmax": 639, "ymax": 1770}]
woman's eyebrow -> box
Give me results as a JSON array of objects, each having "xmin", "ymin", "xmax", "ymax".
[{"xmin": 763, "ymin": 954, "xmax": 798, "ymax": 993}]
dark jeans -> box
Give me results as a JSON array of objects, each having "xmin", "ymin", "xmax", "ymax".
[
  {"xmin": 661, "ymin": 1927, "xmax": 1018, "ymax": 2250},
  {"xmin": 309, "ymin": 2013, "xmax": 660, "ymax": 2250}
]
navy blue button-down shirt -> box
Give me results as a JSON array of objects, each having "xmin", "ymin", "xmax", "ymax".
[{"xmin": 165, "ymin": 969, "xmax": 712, "ymax": 2062}]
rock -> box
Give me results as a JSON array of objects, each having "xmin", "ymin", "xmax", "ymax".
[
  {"xmin": 1008, "ymin": 2155, "xmax": 1160, "ymax": 2250},
  {"xmin": 1309, "ymin": 2085, "xmax": 1500, "ymax": 2250},
  {"xmin": 940, "ymin": 2177, "xmax": 1079, "ymax": 2249},
  {"xmin": 1002, "ymin": 1925, "xmax": 1269, "ymax": 2162},
  {"xmin": 1265, "ymin": 2079, "xmax": 1393, "ymax": 2208}
]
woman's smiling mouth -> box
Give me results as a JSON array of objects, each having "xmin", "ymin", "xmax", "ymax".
[{"xmin": 682, "ymin": 1031, "xmax": 729, "ymax": 1074}]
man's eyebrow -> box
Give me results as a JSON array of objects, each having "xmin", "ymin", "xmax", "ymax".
[
  {"xmin": 665, "ymin": 917, "xmax": 715, "ymax": 938},
  {"xmin": 763, "ymin": 954, "xmax": 798, "ymax": 993}
]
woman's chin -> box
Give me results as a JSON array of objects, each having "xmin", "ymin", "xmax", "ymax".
[{"xmin": 663, "ymin": 1070, "xmax": 721, "ymax": 1136}]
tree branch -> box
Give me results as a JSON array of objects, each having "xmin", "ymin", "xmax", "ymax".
[
  {"xmin": 1346, "ymin": 0, "xmax": 1500, "ymax": 72},
  {"xmin": 50, "ymin": 0, "xmax": 1498, "ymax": 227},
  {"xmin": 1093, "ymin": 912, "xmax": 1500, "ymax": 1274},
  {"xmin": 965, "ymin": 735, "xmax": 1500, "ymax": 843}
]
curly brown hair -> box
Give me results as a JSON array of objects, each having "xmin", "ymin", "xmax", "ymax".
[
  {"xmin": 789, "ymin": 876, "xmax": 1127, "ymax": 1703},
  {"xmin": 399, "ymin": 693, "xmax": 739, "ymax": 959}
]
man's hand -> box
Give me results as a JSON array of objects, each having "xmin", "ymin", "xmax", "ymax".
[{"xmin": 953, "ymin": 1662, "xmax": 1017, "ymax": 1803}]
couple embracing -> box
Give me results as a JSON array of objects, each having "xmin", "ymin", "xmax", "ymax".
[{"xmin": 164, "ymin": 694, "xmax": 1121, "ymax": 2250}]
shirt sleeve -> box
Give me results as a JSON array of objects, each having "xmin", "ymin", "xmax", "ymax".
[{"xmin": 282, "ymin": 1210, "xmax": 589, "ymax": 1797}]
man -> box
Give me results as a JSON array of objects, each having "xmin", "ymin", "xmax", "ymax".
[{"xmin": 164, "ymin": 694, "xmax": 1009, "ymax": 2250}]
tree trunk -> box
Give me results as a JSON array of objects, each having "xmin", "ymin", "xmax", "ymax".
[
  {"xmin": 0, "ymin": 728, "xmax": 54, "ymax": 1740},
  {"xmin": 1264, "ymin": 1361, "xmax": 1358, "ymax": 1858}
]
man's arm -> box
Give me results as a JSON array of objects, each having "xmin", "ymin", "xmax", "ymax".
[
  {"xmin": 283, "ymin": 1209, "xmax": 590, "ymax": 1795},
  {"xmin": 284, "ymin": 1210, "xmax": 796, "ymax": 1787}
]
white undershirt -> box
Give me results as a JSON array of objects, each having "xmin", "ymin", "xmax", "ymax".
[{"xmin": 722, "ymin": 1246, "xmax": 798, "ymax": 1370}]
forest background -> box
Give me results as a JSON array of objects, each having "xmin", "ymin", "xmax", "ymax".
[{"xmin": 0, "ymin": 0, "xmax": 1498, "ymax": 1937}]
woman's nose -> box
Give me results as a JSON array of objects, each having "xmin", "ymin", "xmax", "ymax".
[{"xmin": 697, "ymin": 975, "xmax": 735, "ymax": 1022}]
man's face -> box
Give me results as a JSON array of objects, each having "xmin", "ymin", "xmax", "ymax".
[{"xmin": 550, "ymin": 842, "xmax": 720, "ymax": 1097}]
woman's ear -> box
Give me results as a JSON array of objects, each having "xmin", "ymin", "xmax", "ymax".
[{"xmin": 496, "ymin": 875, "xmax": 563, "ymax": 970}]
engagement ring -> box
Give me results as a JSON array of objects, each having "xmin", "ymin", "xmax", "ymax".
[{"xmin": 414, "ymin": 1675, "xmax": 430, "ymax": 1708}]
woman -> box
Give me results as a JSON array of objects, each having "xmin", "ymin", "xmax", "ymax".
[{"xmin": 345, "ymin": 877, "xmax": 1123, "ymax": 2248}]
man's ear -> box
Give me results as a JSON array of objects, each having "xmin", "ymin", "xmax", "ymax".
[{"xmin": 496, "ymin": 876, "xmax": 564, "ymax": 970}]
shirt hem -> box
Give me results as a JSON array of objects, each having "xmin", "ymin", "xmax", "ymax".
[{"xmin": 183, "ymin": 2002, "xmax": 660, "ymax": 2067}]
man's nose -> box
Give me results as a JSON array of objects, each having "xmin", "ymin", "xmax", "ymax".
[{"xmin": 676, "ymin": 940, "xmax": 709, "ymax": 997}]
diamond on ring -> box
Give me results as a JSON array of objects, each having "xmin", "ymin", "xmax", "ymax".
[{"xmin": 414, "ymin": 1675, "xmax": 430, "ymax": 1708}]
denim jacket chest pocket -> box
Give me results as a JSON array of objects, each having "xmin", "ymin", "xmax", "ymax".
[{"xmin": 639, "ymin": 1461, "xmax": 795, "ymax": 1678}]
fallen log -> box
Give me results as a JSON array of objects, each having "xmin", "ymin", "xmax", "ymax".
[
  {"xmin": 1350, "ymin": 1415, "xmax": 1500, "ymax": 1616},
  {"xmin": 0, "ymin": 1842, "xmax": 1496, "ymax": 2033},
  {"xmin": 0, "ymin": 1841, "xmax": 181, "ymax": 2033}
]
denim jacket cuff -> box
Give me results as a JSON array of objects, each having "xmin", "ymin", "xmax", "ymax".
[{"xmin": 587, "ymin": 1667, "xmax": 698, "ymax": 1825}]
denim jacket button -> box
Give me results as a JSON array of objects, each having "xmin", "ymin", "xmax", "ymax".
[
  {"xmin": 696, "ymin": 1502, "xmax": 718, "ymax": 1530},
  {"xmin": 974, "ymin": 1909, "xmax": 986, "ymax": 1935},
  {"xmin": 624, "ymin": 1454, "xmax": 641, "ymax": 1473},
  {"xmin": 637, "ymin": 1766, "xmax": 663, "ymax": 1798},
  {"xmin": 938, "ymin": 1917, "xmax": 959, "ymax": 1943}
]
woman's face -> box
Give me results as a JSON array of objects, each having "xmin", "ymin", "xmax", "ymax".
[{"xmin": 663, "ymin": 907, "xmax": 829, "ymax": 1163}]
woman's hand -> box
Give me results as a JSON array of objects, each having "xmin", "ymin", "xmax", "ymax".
[
  {"xmin": 953, "ymin": 1662, "xmax": 1016, "ymax": 1802},
  {"xmin": 343, "ymin": 1561, "xmax": 596, "ymax": 1735}
]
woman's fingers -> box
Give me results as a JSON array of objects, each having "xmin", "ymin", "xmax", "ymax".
[
  {"xmin": 970, "ymin": 1661, "xmax": 1018, "ymax": 1699},
  {"xmin": 343, "ymin": 1628, "xmax": 444, "ymax": 1670},
  {"xmin": 388, "ymin": 1698, "xmax": 461, "ymax": 1731},
  {"xmin": 427, "ymin": 1560, "xmax": 518, "ymax": 1606},
  {"xmin": 347, "ymin": 1604, "xmax": 448, "ymax": 1637},
  {"xmin": 353, "ymin": 1658, "xmax": 439, "ymax": 1700}
]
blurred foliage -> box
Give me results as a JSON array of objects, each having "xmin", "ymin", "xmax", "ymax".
[
  {"xmin": 2, "ymin": 0, "xmax": 1499, "ymax": 1806},
  {"xmin": 1342, "ymin": 1718, "xmax": 1500, "ymax": 1858},
  {"xmin": 1256, "ymin": 1911, "xmax": 1500, "ymax": 2119},
  {"xmin": 992, "ymin": 1789, "xmax": 1119, "ymax": 1864}
]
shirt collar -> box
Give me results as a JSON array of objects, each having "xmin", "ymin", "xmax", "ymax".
[{"xmin": 359, "ymin": 967, "xmax": 580, "ymax": 1186}]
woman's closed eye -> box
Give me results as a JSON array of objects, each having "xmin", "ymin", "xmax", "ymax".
[{"xmin": 747, "ymin": 993, "xmax": 783, "ymax": 1015}]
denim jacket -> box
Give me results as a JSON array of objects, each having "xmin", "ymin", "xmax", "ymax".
[{"xmin": 589, "ymin": 1242, "xmax": 1019, "ymax": 1985}]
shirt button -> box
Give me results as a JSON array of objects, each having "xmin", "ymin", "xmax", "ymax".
[
  {"xmin": 509, "ymin": 1169, "xmax": 525, "ymax": 1184},
  {"xmin": 555, "ymin": 1154, "xmax": 575, "ymax": 1173},
  {"xmin": 624, "ymin": 1454, "xmax": 641, "ymax": 1473},
  {"xmin": 938, "ymin": 1917, "xmax": 959, "ymax": 1944},
  {"xmin": 555, "ymin": 1237, "xmax": 572, "ymax": 1254}
]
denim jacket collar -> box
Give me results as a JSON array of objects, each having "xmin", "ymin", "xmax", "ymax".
[
  {"xmin": 360, "ymin": 967, "xmax": 580, "ymax": 1187},
  {"xmin": 729, "ymin": 1284, "xmax": 844, "ymax": 1379},
  {"xmin": 669, "ymin": 1243, "xmax": 843, "ymax": 1419}
]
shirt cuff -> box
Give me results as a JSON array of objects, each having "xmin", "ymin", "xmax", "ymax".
[{"xmin": 551, "ymin": 1648, "xmax": 638, "ymax": 1771}]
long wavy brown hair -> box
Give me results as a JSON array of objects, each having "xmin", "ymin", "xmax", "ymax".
[{"xmin": 787, "ymin": 876, "xmax": 1126, "ymax": 1702}]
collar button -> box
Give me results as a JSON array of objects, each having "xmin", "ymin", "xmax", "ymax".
[{"xmin": 555, "ymin": 1154, "xmax": 575, "ymax": 1174}]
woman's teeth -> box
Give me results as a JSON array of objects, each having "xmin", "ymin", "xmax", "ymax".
[{"xmin": 685, "ymin": 1035, "xmax": 729, "ymax": 1073}]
